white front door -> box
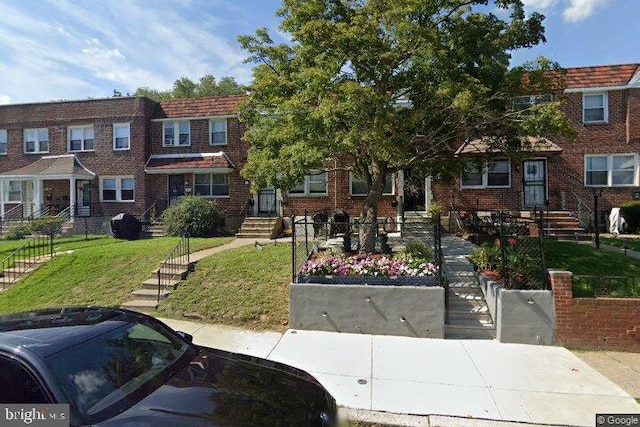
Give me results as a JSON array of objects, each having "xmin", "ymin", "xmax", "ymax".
[
  {"xmin": 76, "ymin": 180, "xmax": 92, "ymax": 216},
  {"xmin": 23, "ymin": 181, "xmax": 34, "ymax": 217}
]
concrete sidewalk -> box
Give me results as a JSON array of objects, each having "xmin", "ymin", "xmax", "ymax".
[{"xmin": 159, "ymin": 318, "xmax": 639, "ymax": 427}]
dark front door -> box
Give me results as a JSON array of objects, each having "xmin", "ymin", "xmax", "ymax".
[
  {"xmin": 523, "ymin": 160, "xmax": 547, "ymax": 208},
  {"xmin": 403, "ymin": 170, "xmax": 426, "ymax": 212},
  {"xmin": 168, "ymin": 175, "xmax": 185, "ymax": 203}
]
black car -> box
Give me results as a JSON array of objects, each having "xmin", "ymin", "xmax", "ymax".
[{"xmin": 0, "ymin": 307, "xmax": 336, "ymax": 426}]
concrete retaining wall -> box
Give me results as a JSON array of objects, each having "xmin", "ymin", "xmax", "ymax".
[
  {"xmin": 478, "ymin": 274, "xmax": 556, "ymax": 345},
  {"xmin": 290, "ymin": 283, "xmax": 445, "ymax": 338}
]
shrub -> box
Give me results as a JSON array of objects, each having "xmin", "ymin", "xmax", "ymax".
[
  {"xmin": 396, "ymin": 239, "xmax": 432, "ymax": 261},
  {"xmin": 468, "ymin": 243, "xmax": 501, "ymax": 271},
  {"xmin": 620, "ymin": 201, "xmax": 640, "ymax": 233},
  {"xmin": 25, "ymin": 216, "xmax": 66, "ymax": 236},
  {"xmin": 4, "ymin": 227, "xmax": 26, "ymax": 241},
  {"xmin": 163, "ymin": 196, "xmax": 224, "ymax": 237}
]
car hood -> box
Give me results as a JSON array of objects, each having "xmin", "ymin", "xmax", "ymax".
[{"xmin": 96, "ymin": 346, "xmax": 335, "ymax": 427}]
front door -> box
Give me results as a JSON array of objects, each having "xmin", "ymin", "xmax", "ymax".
[
  {"xmin": 403, "ymin": 170, "xmax": 426, "ymax": 212},
  {"xmin": 258, "ymin": 188, "xmax": 276, "ymax": 215},
  {"xmin": 523, "ymin": 160, "xmax": 547, "ymax": 208},
  {"xmin": 76, "ymin": 180, "xmax": 92, "ymax": 216},
  {"xmin": 168, "ymin": 175, "xmax": 185, "ymax": 203}
]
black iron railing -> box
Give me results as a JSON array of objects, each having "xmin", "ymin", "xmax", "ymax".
[
  {"xmin": 573, "ymin": 275, "xmax": 640, "ymax": 298},
  {"xmin": 1, "ymin": 235, "xmax": 53, "ymax": 290},
  {"xmin": 157, "ymin": 235, "xmax": 190, "ymax": 302}
]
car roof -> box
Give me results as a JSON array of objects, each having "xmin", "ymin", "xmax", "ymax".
[{"xmin": 0, "ymin": 307, "xmax": 136, "ymax": 359}]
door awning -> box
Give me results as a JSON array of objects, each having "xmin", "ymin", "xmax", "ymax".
[
  {"xmin": 455, "ymin": 136, "xmax": 563, "ymax": 156},
  {"xmin": 145, "ymin": 152, "xmax": 236, "ymax": 175},
  {"xmin": 0, "ymin": 154, "xmax": 96, "ymax": 180}
]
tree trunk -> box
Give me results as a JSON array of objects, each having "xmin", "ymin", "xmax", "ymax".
[{"xmin": 359, "ymin": 188, "xmax": 381, "ymax": 253}]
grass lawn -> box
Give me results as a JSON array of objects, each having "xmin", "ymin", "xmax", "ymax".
[
  {"xmin": 0, "ymin": 236, "xmax": 233, "ymax": 314},
  {"xmin": 601, "ymin": 236, "xmax": 640, "ymax": 252},
  {"xmin": 157, "ymin": 241, "xmax": 291, "ymax": 331},
  {"xmin": 544, "ymin": 239, "xmax": 640, "ymax": 297}
]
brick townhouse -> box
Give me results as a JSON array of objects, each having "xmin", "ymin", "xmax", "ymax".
[
  {"xmin": 1, "ymin": 63, "xmax": 638, "ymax": 232},
  {"xmin": 0, "ymin": 95, "xmax": 252, "ymax": 228},
  {"xmin": 432, "ymin": 63, "xmax": 640, "ymax": 222}
]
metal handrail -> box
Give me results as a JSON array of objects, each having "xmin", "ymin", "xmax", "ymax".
[
  {"xmin": 3, "ymin": 203, "xmax": 24, "ymax": 220},
  {"xmin": 139, "ymin": 201, "xmax": 158, "ymax": 224},
  {"xmin": 570, "ymin": 190, "xmax": 594, "ymax": 232},
  {"xmin": 157, "ymin": 235, "xmax": 190, "ymax": 302},
  {"xmin": 1, "ymin": 235, "xmax": 53, "ymax": 290},
  {"xmin": 56, "ymin": 205, "xmax": 72, "ymax": 220}
]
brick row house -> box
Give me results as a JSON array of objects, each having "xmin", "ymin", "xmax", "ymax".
[
  {"xmin": 0, "ymin": 63, "xmax": 638, "ymax": 234},
  {"xmin": 433, "ymin": 63, "xmax": 640, "ymax": 223}
]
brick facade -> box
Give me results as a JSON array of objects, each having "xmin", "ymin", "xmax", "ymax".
[
  {"xmin": 549, "ymin": 270, "xmax": 640, "ymax": 351},
  {"xmin": 433, "ymin": 64, "xmax": 640, "ymax": 216}
]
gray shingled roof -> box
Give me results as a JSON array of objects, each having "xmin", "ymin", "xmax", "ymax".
[{"xmin": 0, "ymin": 155, "xmax": 95, "ymax": 179}]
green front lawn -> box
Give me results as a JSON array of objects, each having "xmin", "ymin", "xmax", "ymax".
[
  {"xmin": 601, "ymin": 236, "xmax": 640, "ymax": 252},
  {"xmin": 157, "ymin": 242, "xmax": 291, "ymax": 331},
  {"xmin": 0, "ymin": 236, "xmax": 232, "ymax": 314},
  {"xmin": 544, "ymin": 239, "xmax": 640, "ymax": 297}
]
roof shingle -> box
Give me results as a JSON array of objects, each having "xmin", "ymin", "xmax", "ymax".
[
  {"xmin": 564, "ymin": 63, "xmax": 640, "ymax": 89},
  {"xmin": 155, "ymin": 95, "xmax": 247, "ymax": 119}
]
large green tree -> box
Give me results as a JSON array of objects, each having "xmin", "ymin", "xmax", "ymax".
[
  {"xmin": 135, "ymin": 75, "xmax": 244, "ymax": 101},
  {"xmin": 238, "ymin": 0, "xmax": 572, "ymax": 252}
]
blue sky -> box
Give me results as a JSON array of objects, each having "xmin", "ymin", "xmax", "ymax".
[{"xmin": 0, "ymin": 0, "xmax": 637, "ymax": 105}]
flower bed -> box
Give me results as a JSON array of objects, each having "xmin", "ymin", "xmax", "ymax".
[{"xmin": 299, "ymin": 252, "xmax": 439, "ymax": 286}]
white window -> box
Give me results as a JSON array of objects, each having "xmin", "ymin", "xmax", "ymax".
[
  {"xmin": 583, "ymin": 93, "xmax": 607, "ymax": 123},
  {"xmin": 350, "ymin": 172, "xmax": 394, "ymax": 196},
  {"xmin": 210, "ymin": 118, "xmax": 227, "ymax": 145},
  {"xmin": 24, "ymin": 128, "xmax": 49, "ymax": 153},
  {"xmin": 461, "ymin": 160, "xmax": 511, "ymax": 189},
  {"xmin": 113, "ymin": 123, "xmax": 130, "ymax": 150},
  {"xmin": 513, "ymin": 94, "xmax": 552, "ymax": 111},
  {"xmin": 290, "ymin": 171, "xmax": 329, "ymax": 196},
  {"xmin": 68, "ymin": 126, "xmax": 95, "ymax": 152},
  {"xmin": 0, "ymin": 130, "xmax": 6, "ymax": 155},
  {"xmin": 585, "ymin": 154, "xmax": 638, "ymax": 187},
  {"xmin": 163, "ymin": 121, "xmax": 190, "ymax": 146},
  {"xmin": 100, "ymin": 177, "xmax": 135, "ymax": 202},
  {"xmin": 194, "ymin": 173, "xmax": 229, "ymax": 196},
  {"xmin": 4, "ymin": 181, "xmax": 21, "ymax": 202}
]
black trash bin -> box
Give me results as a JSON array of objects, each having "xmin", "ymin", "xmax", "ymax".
[
  {"xmin": 312, "ymin": 212, "xmax": 328, "ymax": 238},
  {"xmin": 330, "ymin": 208, "xmax": 350, "ymax": 237},
  {"xmin": 110, "ymin": 213, "xmax": 142, "ymax": 240}
]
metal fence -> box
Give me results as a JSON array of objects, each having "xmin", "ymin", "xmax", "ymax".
[
  {"xmin": 291, "ymin": 211, "xmax": 443, "ymax": 286},
  {"xmin": 573, "ymin": 275, "xmax": 640, "ymax": 298},
  {"xmin": 459, "ymin": 209, "xmax": 548, "ymax": 290}
]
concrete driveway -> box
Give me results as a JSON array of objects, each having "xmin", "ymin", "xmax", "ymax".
[{"xmin": 159, "ymin": 318, "xmax": 639, "ymax": 427}]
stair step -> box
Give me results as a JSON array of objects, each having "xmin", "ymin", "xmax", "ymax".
[
  {"xmin": 120, "ymin": 300, "xmax": 158, "ymax": 314},
  {"xmin": 445, "ymin": 324, "xmax": 495, "ymax": 340},
  {"xmin": 141, "ymin": 278, "xmax": 181, "ymax": 289},
  {"xmin": 132, "ymin": 289, "xmax": 171, "ymax": 300}
]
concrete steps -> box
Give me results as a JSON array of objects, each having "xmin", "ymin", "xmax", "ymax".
[
  {"xmin": 0, "ymin": 255, "xmax": 52, "ymax": 292},
  {"xmin": 539, "ymin": 211, "xmax": 590, "ymax": 241},
  {"xmin": 121, "ymin": 261, "xmax": 194, "ymax": 314},
  {"xmin": 140, "ymin": 222, "xmax": 165, "ymax": 238},
  {"xmin": 236, "ymin": 217, "xmax": 281, "ymax": 239}
]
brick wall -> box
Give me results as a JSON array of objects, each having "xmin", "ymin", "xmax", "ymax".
[
  {"xmin": 434, "ymin": 87, "xmax": 640, "ymax": 213},
  {"xmin": 549, "ymin": 270, "xmax": 640, "ymax": 351}
]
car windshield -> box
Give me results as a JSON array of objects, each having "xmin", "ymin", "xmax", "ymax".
[{"xmin": 46, "ymin": 320, "xmax": 192, "ymax": 422}]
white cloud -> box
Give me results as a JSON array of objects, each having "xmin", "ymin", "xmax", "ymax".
[
  {"xmin": 0, "ymin": 95, "xmax": 11, "ymax": 105},
  {"xmin": 562, "ymin": 0, "xmax": 611, "ymax": 22},
  {"xmin": 522, "ymin": 0, "xmax": 558, "ymax": 9}
]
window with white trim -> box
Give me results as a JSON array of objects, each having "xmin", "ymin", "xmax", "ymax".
[
  {"xmin": 290, "ymin": 171, "xmax": 328, "ymax": 196},
  {"xmin": 585, "ymin": 154, "xmax": 638, "ymax": 187},
  {"xmin": 100, "ymin": 177, "xmax": 135, "ymax": 202},
  {"xmin": 113, "ymin": 123, "xmax": 130, "ymax": 150},
  {"xmin": 461, "ymin": 160, "xmax": 511, "ymax": 188},
  {"xmin": 68, "ymin": 125, "xmax": 95, "ymax": 152},
  {"xmin": 513, "ymin": 94, "xmax": 552, "ymax": 111},
  {"xmin": 163, "ymin": 121, "xmax": 190, "ymax": 146},
  {"xmin": 194, "ymin": 173, "xmax": 229, "ymax": 196},
  {"xmin": 583, "ymin": 93, "xmax": 607, "ymax": 123},
  {"xmin": 4, "ymin": 181, "xmax": 21, "ymax": 202},
  {"xmin": 350, "ymin": 172, "xmax": 394, "ymax": 196},
  {"xmin": 24, "ymin": 128, "xmax": 49, "ymax": 153},
  {"xmin": 210, "ymin": 118, "xmax": 227, "ymax": 145},
  {"xmin": 0, "ymin": 130, "xmax": 6, "ymax": 155}
]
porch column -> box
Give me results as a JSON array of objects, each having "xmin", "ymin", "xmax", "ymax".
[
  {"xmin": 69, "ymin": 178, "xmax": 76, "ymax": 222},
  {"xmin": 34, "ymin": 179, "xmax": 43, "ymax": 216},
  {"xmin": 0, "ymin": 180, "xmax": 4, "ymax": 217}
]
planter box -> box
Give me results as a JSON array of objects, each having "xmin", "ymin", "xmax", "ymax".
[
  {"xmin": 289, "ymin": 282, "xmax": 445, "ymax": 338},
  {"xmin": 297, "ymin": 274, "xmax": 439, "ymax": 286}
]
